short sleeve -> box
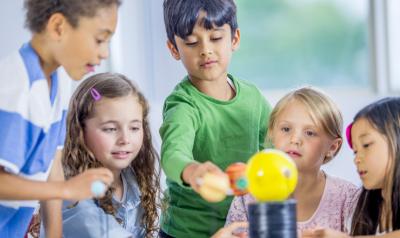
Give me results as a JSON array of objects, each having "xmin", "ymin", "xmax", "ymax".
[
  {"xmin": 0, "ymin": 110, "xmax": 29, "ymax": 174},
  {"xmin": 225, "ymin": 195, "xmax": 251, "ymax": 226},
  {"xmin": 56, "ymin": 110, "xmax": 67, "ymax": 150}
]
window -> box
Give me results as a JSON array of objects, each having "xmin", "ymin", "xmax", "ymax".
[
  {"xmin": 387, "ymin": 0, "xmax": 400, "ymax": 92},
  {"xmin": 230, "ymin": 0, "xmax": 369, "ymax": 89}
]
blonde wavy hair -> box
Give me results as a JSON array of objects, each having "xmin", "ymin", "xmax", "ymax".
[
  {"xmin": 63, "ymin": 73, "xmax": 160, "ymax": 237},
  {"xmin": 267, "ymin": 87, "xmax": 343, "ymax": 163}
]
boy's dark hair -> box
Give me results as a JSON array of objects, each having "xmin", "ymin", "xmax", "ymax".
[
  {"xmin": 350, "ymin": 97, "xmax": 400, "ymax": 235},
  {"xmin": 163, "ymin": 0, "xmax": 238, "ymax": 48},
  {"xmin": 24, "ymin": 0, "xmax": 122, "ymax": 33}
]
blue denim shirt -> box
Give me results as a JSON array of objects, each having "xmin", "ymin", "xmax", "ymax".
[{"xmin": 61, "ymin": 167, "xmax": 146, "ymax": 238}]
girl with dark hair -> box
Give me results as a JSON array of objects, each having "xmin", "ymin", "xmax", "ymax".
[
  {"xmin": 303, "ymin": 97, "xmax": 400, "ymax": 237},
  {"xmin": 62, "ymin": 73, "xmax": 160, "ymax": 238}
]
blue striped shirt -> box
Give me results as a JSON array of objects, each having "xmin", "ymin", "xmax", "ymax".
[{"xmin": 0, "ymin": 43, "xmax": 71, "ymax": 237}]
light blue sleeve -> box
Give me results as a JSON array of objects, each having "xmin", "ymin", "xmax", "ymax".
[{"xmin": 62, "ymin": 200, "xmax": 132, "ymax": 238}]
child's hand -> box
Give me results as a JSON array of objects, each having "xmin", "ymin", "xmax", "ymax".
[
  {"xmin": 182, "ymin": 161, "xmax": 226, "ymax": 193},
  {"xmin": 62, "ymin": 168, "xmax": 113, "ymax": 200},
  {"xmin": 211, "ymin": 222, "xmax": 248, "ymax": 238},
  {"xmin": 301, "ymin": 228, "xmax": 350, "ymax": 238}
]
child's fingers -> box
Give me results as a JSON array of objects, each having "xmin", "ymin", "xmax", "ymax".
[
  {"xmin": 88, "ymin": 168, "xmax": 114, "ymax": 186},
  {"xmin": 194, "ymin": 163, "xmax": 225, "ymax": 189},
  {"xmin": 203, "ymin": 161, "xmax": 224, "ymax": 174}
]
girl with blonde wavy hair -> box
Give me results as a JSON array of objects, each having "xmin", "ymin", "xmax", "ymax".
[
  {"xmin": 226, "ymin": 87, "xmax": 359, "ymax": 236},
  {"xmin": 62, "ymin": 72, "xmax": 160, "ymax": 237}
]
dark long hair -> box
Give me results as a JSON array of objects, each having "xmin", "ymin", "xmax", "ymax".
[
  {"xmin": 63, "ymin": 73, "xmax": 160, "ymax": 237},
  {"xmin": 350, "ymin": 97, "xmax": 400, "ymax": 235}
]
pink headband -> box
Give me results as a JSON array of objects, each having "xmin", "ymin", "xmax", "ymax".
[{"xmin": 345, "ymin": 123, "xmax": 353, "ymax": 149}]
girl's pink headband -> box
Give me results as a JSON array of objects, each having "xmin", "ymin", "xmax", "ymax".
[{"xmin": 345, "ymin": 123, "xmax": 353, "ymax": 149}]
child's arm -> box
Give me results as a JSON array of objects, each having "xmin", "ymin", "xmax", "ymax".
[
  {"xmin": 0, "ymin": 166, "xmax": 113, "ymax": 201},
  {"xmin": 160, "ymin": 94, "xmax": 226, "ymax": 189},
  {"xmin": 40, "ymin": 150, "xmax": 64, "ymax": 238},
  {"xmin": 259, "ymin": 96, "xmax": 272, "ymax": 150}
]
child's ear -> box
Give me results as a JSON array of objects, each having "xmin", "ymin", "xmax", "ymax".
[
  {"xmin": 46, "ymin": 13, "xmax": 68, "ymax": 41},
  {"xmin": 327, "ymin": 138, "xmax": 342, "ymax": 158},
  {"xmin": 167, "ymin": 40, "xmax": 181, "ymax": 60},
  {"xmin": 231, "ymin": 28, "xmax": 241, "ymax": 51}
]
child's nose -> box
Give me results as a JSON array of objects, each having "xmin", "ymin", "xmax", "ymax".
[
  {"xmin": 353, "ymin": 154, "xmax": 362, "ymax": 164},
  {"xmin": 200, "ymin": 43, "xmax": 213, "ymax": 56},
  {"xmin": 200, "ymin": 50, "xmax": 212, "ymax": 57},
  {"xmin": 289, "ymin": 133, "xmax": 302, "ymax": 145},
  {"xmin": 99, "ymin": 44, "xmax": 110, "ymax": 60},
  {"xmin": 117, "ymin": 131, "xmax": 130, "ymax": 145}
]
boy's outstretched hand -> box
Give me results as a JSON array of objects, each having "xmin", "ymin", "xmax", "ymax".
[
  {"xmin": 182, "ymin": 161, "xmax": 226, "ymax": 193},
  {"xmin": 62, "ymin": 168, "xmax": 114, "ymax": 200},
  {"xmin": 211, "ymin": 222, "xmax": 248, "ymax": 238},
  {"xmin": 182, "ymin": 161, "xmax": 230, "ymax": 202}
]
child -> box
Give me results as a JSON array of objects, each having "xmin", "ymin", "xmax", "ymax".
[
  {"xmin": 302, "ymin": 97, "xmax": 400, "ymax": 237},
  {"xmin": 159, "ymin": 0, "xmax": 272, "ymax": 237},
  {"xmin": 0, "ymin": 0, "xmax": 120, "ymax": 236},
  {"xmin": 61, "ymin": 73, "xmax": 160, "ymax": 238},
  {"xmin": 226, "ymin": 87, "xmax": 359, "ymax": 235}
]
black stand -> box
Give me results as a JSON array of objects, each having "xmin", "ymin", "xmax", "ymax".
[{"xmin": 248, "ymin": 199, "xmax": 297, "ymax": 238}]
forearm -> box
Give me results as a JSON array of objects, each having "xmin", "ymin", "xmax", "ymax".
[
  {"xmin": 0, "ymin": 169, "xmax": 66, "ymax": 200},
  {"xmin": 41, "ymin": 200, "xmax": 62, "ymax": 238},
  {"xmin": 41, "ymin": 151, "xmax": 64, "ymax": 238}
]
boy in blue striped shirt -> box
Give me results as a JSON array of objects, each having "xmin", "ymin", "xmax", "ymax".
[{"xmin": 0, "ymin": 0, "xmax": 121, "ymax": 237}]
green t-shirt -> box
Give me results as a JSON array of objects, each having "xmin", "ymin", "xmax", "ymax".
[{"xmin": 160, "ymin": 74, "xmax": 272, "ymax": 238}]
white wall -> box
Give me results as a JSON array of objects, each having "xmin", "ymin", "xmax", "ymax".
[{"xmin": 0, "ymin": 0, "xmax": 29, "ymax": 56}]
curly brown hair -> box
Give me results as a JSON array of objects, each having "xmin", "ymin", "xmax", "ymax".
[
  {"xmin": 63, "ymin": 72, "xmax": 160, "ymax": 237},
  {"xmin": 24, "ymin": 0, "xmax": 122, "ymax": 33}
]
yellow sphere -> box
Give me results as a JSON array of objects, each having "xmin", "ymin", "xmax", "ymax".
[{"xmin": 246, "ymin": 149, "xmax": 298, "ymax": 201}]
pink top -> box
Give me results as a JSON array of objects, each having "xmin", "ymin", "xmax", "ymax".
[{"xmin": 226, "ymin": 173, "xmax": 359, "ymax": 234}]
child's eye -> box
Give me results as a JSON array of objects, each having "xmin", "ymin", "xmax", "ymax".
[
  {"xmin": 185, "ymin": 41, "xmax": 197, "ymax": 46},
  {"xmin": 362, "ymin": 143, "xmax": 372, "ymax": 148},
  {"xmin": 305, "ymin": 131, "xmax": 316, "ymax": 137},
  {"xmin": 130, "ymin": 127, "xmax": 140, "ymax": 131},
  {"xmin": 211, "ymin": 37, "xmax": 222, "ymax": 41},
  {"xmin": 102, "ymin": 128, "xmax": 116, "ymax": 132},
  {"xmin": 281, "ymin": 127, "xmax": 290, "ymax": 132},
  {"xmin": 96, "ymin": 37, "xmax": 110, "ymax": 45}
]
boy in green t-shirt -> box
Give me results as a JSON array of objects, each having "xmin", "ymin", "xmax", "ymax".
[{"xmin": 159, "ymin": 0, "xmax": 272, "ymax": 237}]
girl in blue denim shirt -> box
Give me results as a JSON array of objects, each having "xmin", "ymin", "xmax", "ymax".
[{"xmin": 61, "ymin": 73, "xmax": 160, "ymax": 238}]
